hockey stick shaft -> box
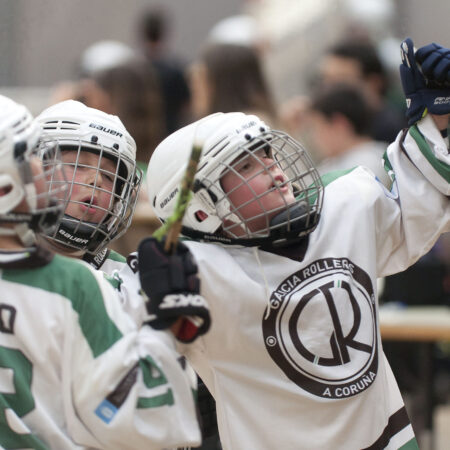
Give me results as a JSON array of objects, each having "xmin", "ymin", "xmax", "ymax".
[{"xmin": 152, "ymin": 134, "xmax": 203, "ymax": 252}]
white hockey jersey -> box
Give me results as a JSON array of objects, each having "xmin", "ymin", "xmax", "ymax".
[
  {"xmin": 173, "ymin": 116, "xmax": 450, "ymax": 450},
  {"xmin": 0, "ymin": 249, "xmax": 201, "ymax": 449}
]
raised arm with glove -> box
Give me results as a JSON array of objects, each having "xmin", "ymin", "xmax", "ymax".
[{"xmin": 400, "ymin": 37, "xmax": 450, "ymax": 127}]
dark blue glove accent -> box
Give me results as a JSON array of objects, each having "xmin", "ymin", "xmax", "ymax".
[
  {"xmin": 416, "ymin": 43, "xmax": 450, "ymax": 86},
  {"xmin": 399, "ymin": 38, "xmax": 450, "ymax": 126}
]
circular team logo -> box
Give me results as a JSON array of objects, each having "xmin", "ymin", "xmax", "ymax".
[{"xmin": 263, "ymin": 257, "xmax": 378, "ymax": 399}]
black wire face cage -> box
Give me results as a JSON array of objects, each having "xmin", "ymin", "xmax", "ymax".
[
  {"xmin": 44, "ymin": 141, "xmax": 142, "ymax": 254},
  {"xmin": 200, "ymin": 130, "xmax": 324, "ymax": 245}
]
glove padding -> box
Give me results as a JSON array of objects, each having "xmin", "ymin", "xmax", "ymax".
[
  {"xmin": 399, "ymin": 37, "xmax": 450, "ymax": 126},
  {"xmin": 416, "ymin": 43, "xmax": 450, "ymax": 86},
  {"xmin": 138, "ymin": 237, "xmax": 210, "ymax": 343}
]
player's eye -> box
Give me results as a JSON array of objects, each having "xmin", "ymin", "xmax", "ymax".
[
  {"xmin": 235, "ymin": 158, "xmax": 253, "ymax": 173},
  {"xmin": 101, "ymin": 170, "xmax": 115, "ymax": 183}
]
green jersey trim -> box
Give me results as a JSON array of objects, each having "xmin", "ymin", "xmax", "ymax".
[
  {"xmin": 108, "ymin": 250, "xmax": 126, "ymax": 263},
  {"xmin": 320, "ymin": 167, "xmax": 357, "ymax": 187},
  {"xmin": 410, "ymin": 125, "xmax": 450, "ymax": 181},
  {"xmin": 2, "ymin": 254, "xmax": 123, "ymax": 358},
  {"xmin": 301, "ymin": 168, "xmax": 357, "ymax": 205},
  {"xmin": 399, "ymin": 437, "xmax": 420, "ymax": 450}
]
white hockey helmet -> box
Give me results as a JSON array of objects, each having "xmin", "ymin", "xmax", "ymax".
[
  {"xmin": 36, "ymin": 100, "xmax": 142, "ymax": 254},
  {"xmin": 0, "ymin": 95, "xmax": 68, "ymax": 245},
  {"xmin": 147, "ymin": 112, "xmax": 323, "ymax": 247}
]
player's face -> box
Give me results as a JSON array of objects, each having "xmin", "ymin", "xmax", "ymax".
[
  {"xmin": 220, "ymin": 147, "xmax": 296, "ymax": 235},
  {"xmin": 62, "ymin": 150, "xmax": 116, "ymax": 224}
]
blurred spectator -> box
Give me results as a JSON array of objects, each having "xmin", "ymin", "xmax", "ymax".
[
  {"xmin": 317, "ymin": 39, "xmax": 406, "ymax": 143},
  {"xmin": 206, "ymin": 14, "xmax": 269, "ymax": 55},
  {"xmin": 136, "ymin": 6, "xmax": 191, "ymax": 136},
  {"xmin": 77, "ymin": 60, "xmax": 164, "ymax": 166},
  {"xmin": 78, "ymin": 40, "xmax": 137, "ymax": 77},
  {"xmin": 307, "ymin": 83, "xmax": 391, "ymax": 187},
  {"xmin": 189, "ymin": 43, "xmax": 277, "ymax": 126},
  {"xmin": 50, "ymin": 40, "xmax": 138, "ymax": 106}
]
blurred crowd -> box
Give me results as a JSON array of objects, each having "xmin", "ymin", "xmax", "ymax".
[{"xmin": 10, "ymin": 3, "xmax": 449, "ymax": 448}]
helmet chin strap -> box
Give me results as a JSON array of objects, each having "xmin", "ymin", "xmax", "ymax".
[
  {"xmin": 0, "ymin": 223, "xmax": 36, "ymax": 247},
  {"xmin": 15, "ymin": 223, "xmax": 36, "ymax": 247}
]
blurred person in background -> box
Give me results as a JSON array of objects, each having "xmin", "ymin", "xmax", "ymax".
[
  {"xmin": 280, "ymin": 37, "xmax": 406, "ymax": 146},
  {"xmin": 49, "ymin": 40, "xmax": 138, "ymax": 108},
  {"xmin": 136, "ymin": 5, "xmax": 191, "ymax": 136},
  {"xmin": 76, "ymin": 60, "xmax": 164, "ymax": 169},
  {"xmin": 189, "ymin": 42, "xmax": 278, "ymax": 126},
  {"xmin": 206, "ymin": 13, "xmax": 269, "ymax": 56},
  {"xmin": 307, "ymin": 82, "xmax": 391, "ymax": 187},
  {"xmin": 317, "ymin": 39, "xmax": 406, "ymax": 144}
]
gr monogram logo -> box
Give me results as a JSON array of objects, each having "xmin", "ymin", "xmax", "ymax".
[{"xmin": 263, "ymin": 258, "xmax": 378, "ymax": 399}]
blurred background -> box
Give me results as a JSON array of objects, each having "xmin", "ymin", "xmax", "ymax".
[
  {"xmin": 1, "ymin": 1, "xmax": 448, "ymax": 449},
  {"xmin": 1, "ymin": 0, "xmax": 449, "ymax": 111}
]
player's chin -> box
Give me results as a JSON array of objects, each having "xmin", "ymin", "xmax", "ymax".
[
  {"xmin": 266, "ymin": 195, "xmax": 296, "ymax": 213},
  {"xmin": 71, "ymin": 206, "xmax": 105, "ymax": 224}
]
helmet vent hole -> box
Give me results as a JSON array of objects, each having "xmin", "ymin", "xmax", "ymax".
[{"xmin": 195, "ymin": 210, "xmax": 208, "ymax": 222}]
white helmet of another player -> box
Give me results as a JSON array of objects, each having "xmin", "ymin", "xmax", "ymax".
[
  {"xmin": 147, "ymin": 112, "xmax": 323, "ymax": 247},
  {"xmin": 0, "ymin": 95, "xmax": 68, "ymax": 245},
  {"xmin": 36, "ymin": 100, "xmax": 142, "ymax": 254}
]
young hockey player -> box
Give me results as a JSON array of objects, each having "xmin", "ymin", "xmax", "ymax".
[
  {"xmin": 138, "ymin": 38, "xmax": 450, "ymax": 449},
  {"xmin": 35, "ymin": 100, "xmax": 142, "ymax": 273},
  {"xmin": 0, "ymin": 95, "xmax": 207, "ymax": 449}
]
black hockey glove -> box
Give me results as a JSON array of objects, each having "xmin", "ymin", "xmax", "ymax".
[
  {"xmin": 138, "ymin": 237, "xmax": 210, "ymax": 343},
  {"xmin": 400, "ymin": 37, "xmax": 450, "ymax": 126}
]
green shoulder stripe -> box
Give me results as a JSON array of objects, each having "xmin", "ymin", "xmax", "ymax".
[
  {"xmin": 320, "ymin": 168, "xmax": 357, "ymax": 187},
  {"xmin": 2, "ymin": 255, "xmax": 122, "ymax": 357},
  {"xmin": 297, "ymin": 168, "xmax": 357, "ymax": 205},
  {"xmin": 399, "ymin": 437, "xmax": 419, "ymax": 450},
  {"xmin": 410, "ymin": 125, "xmax": 450, "ymax": 182},
  {"xmin": 108, "ymin": 249, "xmax": 126, "ymax": 263}
]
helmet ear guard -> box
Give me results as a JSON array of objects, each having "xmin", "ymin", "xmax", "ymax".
[{"xmin": 0, "ymin": 95, "xmax": 68, "ymax": 246}]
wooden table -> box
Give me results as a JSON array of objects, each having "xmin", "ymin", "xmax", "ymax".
[
  {"xmin": 380, "ymin": 306, "xmax": 450, "ymax": 341},
  {"xmin": 379, "ymin": 306, "xmax": 450, "ymax": 450},
  {"xmin": 131, "ymin": 202, "xmax": 161, "ymax": 227}
]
